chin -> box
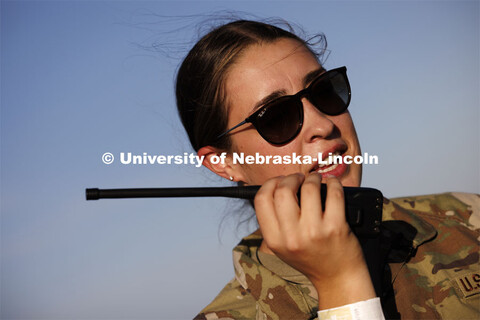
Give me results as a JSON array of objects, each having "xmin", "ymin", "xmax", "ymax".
[
  {"xmin": 338, "ymin": 178, "xmax": 357, "ymax": 188},
  {"xmin": 339, "ymin": 165, "xmax": 362, "ymax": 187}
]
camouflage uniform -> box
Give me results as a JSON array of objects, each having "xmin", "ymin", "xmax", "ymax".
[{"xmin": 194, "ymin": 193, "xmax": 480, "ymax": 320}]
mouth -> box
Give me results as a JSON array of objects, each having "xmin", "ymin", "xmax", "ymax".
[
  {"xmin": 310, "ymin": 148, "xmax": 349, "ymax": 178},
  {"xmin": 312, "ymin": 151, "xmax": 342, "ymax": 173}
]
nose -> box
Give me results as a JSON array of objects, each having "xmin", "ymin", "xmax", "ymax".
[{"xmin": 300, "ymin": 98, "xmax": 335, "ymax": 142}]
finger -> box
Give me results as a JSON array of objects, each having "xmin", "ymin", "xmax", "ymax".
[
  {"xmin": 323, "ymin": 177, "xmax": 347, "ymax": 227},
  {"xmin": 273, "ymin": 173, "xmax": 304, "ymax": 231},
  {"xmin": 254, "ymin": 176, "xmax": 283, "ymax": 237},
  {"xmin": 300, "ymin": 172, "xmax": 323, "ymax": 225}
]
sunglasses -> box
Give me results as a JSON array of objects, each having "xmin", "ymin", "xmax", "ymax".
[{"xmin": 217, "ymin": 66, "xmax": 351, "ymax": 145}]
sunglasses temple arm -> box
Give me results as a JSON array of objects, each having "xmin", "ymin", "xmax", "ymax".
[{"xmin": 216, "ymin": 120, "xmax": 248, "ymax": 139}]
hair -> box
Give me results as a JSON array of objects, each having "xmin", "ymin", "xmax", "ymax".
[{"xmin": 175, "ymin": 19, "xmax": 327, "ymax": 152}]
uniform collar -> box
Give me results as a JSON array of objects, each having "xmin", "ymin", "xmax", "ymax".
[
  {"xmin": 232, "ymin": 231, "xmax": 316, "ymax": 319},
  {"xmin": 383, "ymin": 197, "xmax": 438, "ymax": 248}
]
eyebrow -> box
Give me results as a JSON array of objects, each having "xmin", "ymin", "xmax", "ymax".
[
  {"xmin": 250, "ymin": 67, "xmax": 326, "ymax": 113},
  {"xmin": 251, "ymin": 90, "xmax": 287, "ymax": 112},
  {"xmin": 303, "ymin": 67, "xmax": 325, "ymax": 87}
]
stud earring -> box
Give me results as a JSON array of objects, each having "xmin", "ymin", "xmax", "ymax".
[{"xmin": 229, "ymin": 176, "xmax": 234, "ymax": 181}]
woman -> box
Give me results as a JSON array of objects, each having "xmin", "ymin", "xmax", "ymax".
[{"xmin": 175, "ymin": 20, "xmax": 479, "ymax": 320}]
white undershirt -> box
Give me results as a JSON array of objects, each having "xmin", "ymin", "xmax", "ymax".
[{"xmin": 317, "ymin": 297, "xmax": 385, "ymax": 320}]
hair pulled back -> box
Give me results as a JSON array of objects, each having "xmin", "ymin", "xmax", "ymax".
[{"xmin": 175, "ymin": 20, "xmax": 326, "ymax": 151}]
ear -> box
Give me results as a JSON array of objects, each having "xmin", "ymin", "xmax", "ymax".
[{"xmin": 197, "ymin": 146, "xmax": 246, "ymax": 182}]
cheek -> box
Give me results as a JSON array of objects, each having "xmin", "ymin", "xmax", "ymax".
[
  {"xmin": 244, "ymin": 164, "xmax": 292, "ymax": 185},
  {"xmin": 332, "ymin": 113, "xmax": 362, "ymax": 187},
  {"xmin": 232, "ymin": 137, "xmax": 301, "ymax": 185},
  {"xmin": 335, "ymin": 114, "xmax": 360, "ymax": 152}
]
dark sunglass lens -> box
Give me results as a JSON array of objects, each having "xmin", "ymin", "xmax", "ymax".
[
  {"xmin": 310, "ymin": 70, "xmax": 350, "ymax": 115},
  {"xmin": 254, "ymin": 98, "xmax": 302, "ymax": 144}
]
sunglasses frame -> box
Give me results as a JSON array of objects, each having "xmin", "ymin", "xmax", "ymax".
[{"xmin": 217, "ymin": 66, "xmax": 351, "ymax": 145}]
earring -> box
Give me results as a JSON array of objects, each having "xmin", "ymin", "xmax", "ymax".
[{"xmin": 229, "ymin": 176, "xmax": 234, "ymax": 181}]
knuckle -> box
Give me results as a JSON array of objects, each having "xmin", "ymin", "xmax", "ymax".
[
  {"xmin": 324, "ymin": 224, "xmax": 349, "ymax": 238},
  {"xmin": 266, "ymin": 239, "xmax": 282, "ymax": 252},
  {"xmin": 254, "ymin": 191, "xmax": 268, "ymax": 205},
  {"xmin": 254, "ymin": 176, "xmax": 285, "ymax": 205},
  {"xmin": 306, "ymin": 226, "xmax": 323, "ymax": 240},
  {"xmin": 301, "ymin": 181, "xmax": 319, "ymax": 195},
  {"xmin": 306, "ymin": 172, "xmax": 322, "ymax": 183},
  {"xmin": 327, "ymin": 187, "xmax": 344, "ymax": 200},
  {"xmin": 274, "ymin": 185, "xmax": 294, "ymax": 200},
  {"xmin": 289, "ymin": 172, "xmax": 304, "ymax": 180},
  {"xmin": 284, "ymin": 238, "xmax": 302, "ymax": 253}
]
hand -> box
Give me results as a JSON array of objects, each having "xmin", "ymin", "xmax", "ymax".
[{"xmin": 254, "ymin": 172, "xmax": 376, "ymax": 309}]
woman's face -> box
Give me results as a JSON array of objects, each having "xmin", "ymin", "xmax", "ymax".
[{"xmin": 224, "ymin": 38, "xmax": 362, "ymax": 187}]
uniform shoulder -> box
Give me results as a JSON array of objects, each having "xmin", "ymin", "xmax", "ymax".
[
  {"xmin": 386, "ymin": 192, "xmax": 479, "ymax": 228},
  {"xmin": 387, "ymin": 193, "xmax": 480, "ymax": 319},
  {"xmin": 194, "ymin": 278, "xmax": 257, "ymax": 320}
]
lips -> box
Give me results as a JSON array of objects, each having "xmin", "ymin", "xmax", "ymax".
[
  {"xmin": 313, "ymin": 161, "xmax": 348, "ymax": 178},
  {"xmin": 309, "ymin": 145, "xmax": 349, "ymax": 178},
  {"xmin": 317, "ymin": 151, "xmax": 342, "ymax": 168}
]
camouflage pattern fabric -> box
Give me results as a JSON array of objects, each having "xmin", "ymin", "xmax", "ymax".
[{"xmin": 194, "ymin": 193, "xmax": 480, "ymax": 320}]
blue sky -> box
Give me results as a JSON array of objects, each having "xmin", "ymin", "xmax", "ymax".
[{"xmin": 1, "ymin": 1, "xmax": 479, "ymax": 319}]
